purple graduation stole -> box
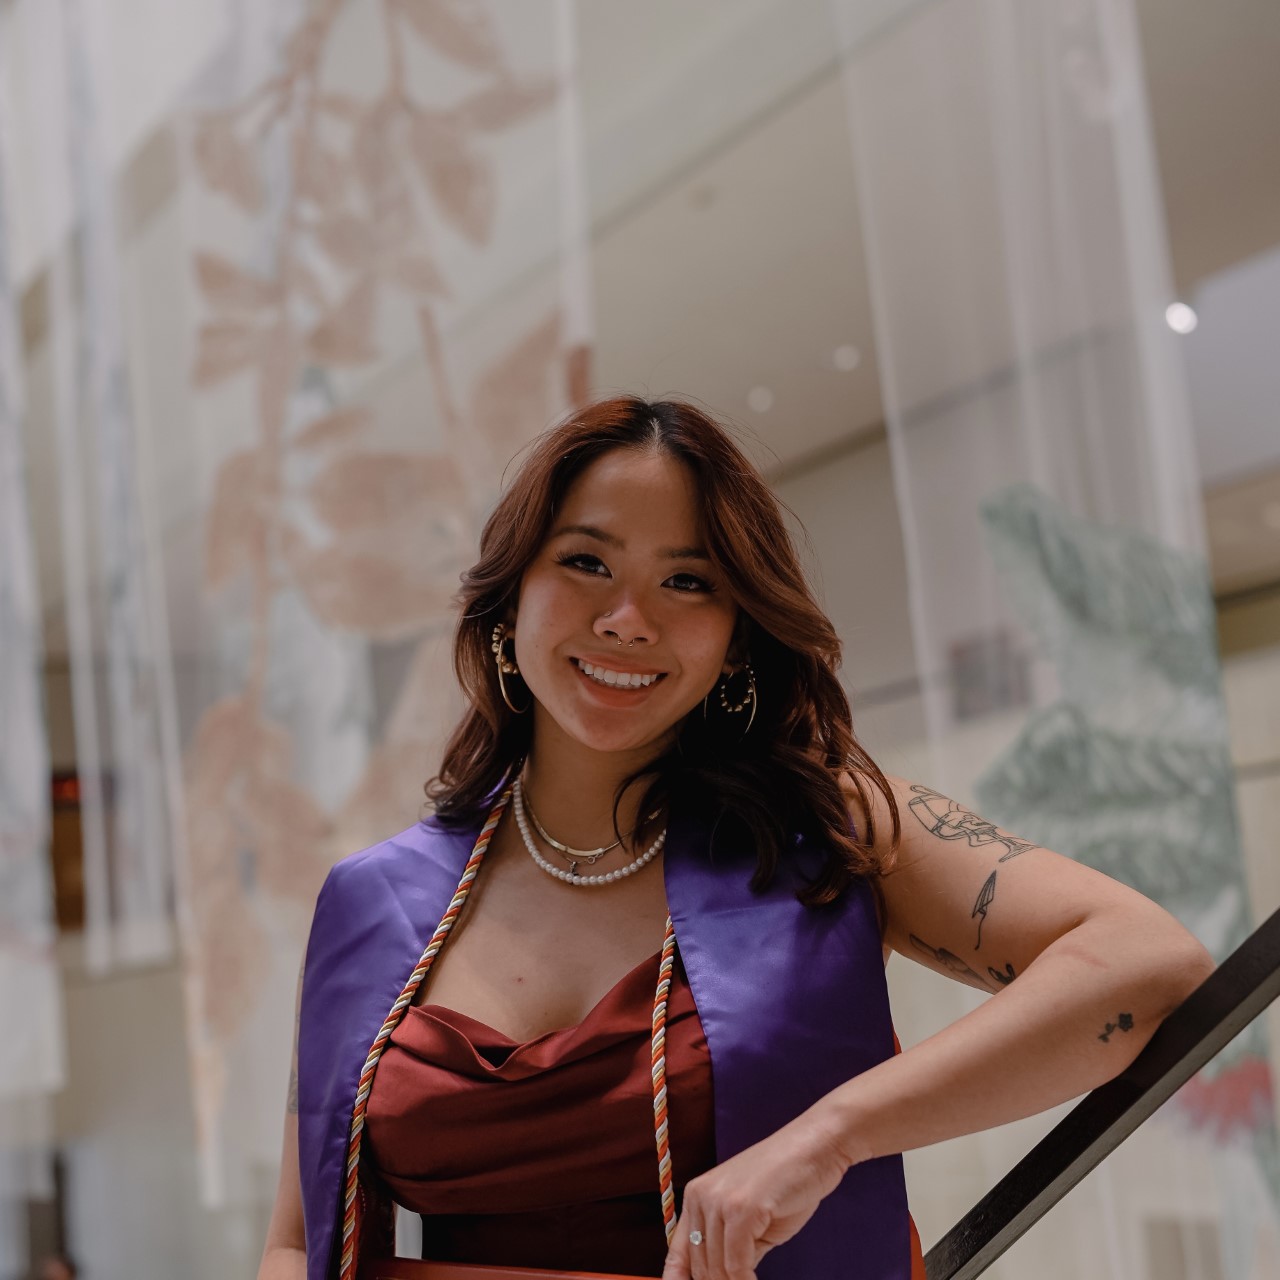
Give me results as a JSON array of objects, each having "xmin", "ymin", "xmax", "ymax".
[{"xmin": 297, "ymin": 800, "xmax": 912, "ymax": 1279}]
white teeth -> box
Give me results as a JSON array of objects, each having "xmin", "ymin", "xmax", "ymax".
[{"xmin": 575, "ymin": 659, "xmax": 660, "ymax": 688}]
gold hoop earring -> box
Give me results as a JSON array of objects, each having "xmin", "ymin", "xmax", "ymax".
[
  {"xmin": 701, "ymin": 662, "xmax": 757, "ymax": 737},
  {"xmin": 490, "ymin": 623, "xmax": 531, "ymax": 714}
]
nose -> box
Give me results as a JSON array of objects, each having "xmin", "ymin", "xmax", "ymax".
[{"xmin": 594, "ymin": 603, "xmax": 654, "ymax": 648}]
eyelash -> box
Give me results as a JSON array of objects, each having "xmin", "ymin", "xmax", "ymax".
[{"xmin": 554, "ymin": 551, "xmax": 714, "ymax": 594}]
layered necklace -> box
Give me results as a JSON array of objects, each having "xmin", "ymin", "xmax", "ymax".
[{"xmin": 511, "ymin": 774, "xmax": 665, "ymax": 886}]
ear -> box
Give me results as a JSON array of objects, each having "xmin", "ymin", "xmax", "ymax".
[{"xmin": 722, "ymin": 613, "xmax": 750, "ymax": 672}]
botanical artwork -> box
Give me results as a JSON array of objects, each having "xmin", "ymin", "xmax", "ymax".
[
  {"xmin": 182, "ymin": 0, "xmax": 585, "ymax": 1177},
  {"xmin": 974, "ymin": 482, "xmax": 1279, "ymax": 1202}
]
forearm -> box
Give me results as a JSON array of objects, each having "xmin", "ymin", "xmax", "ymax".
[
  {"xmin": 256, "ymin": 1246, "xmax": 306, "ymax": 1280},
  {"xmin": 808, "ymin": 912, "xmax": 1214, "ymax": 1168}
]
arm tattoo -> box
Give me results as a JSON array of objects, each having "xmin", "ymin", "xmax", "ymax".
[
  {"xmin": 1098, "ymin": 1012, "xmax": 1135, "ymax": 1044},
  {"xmin": 971, "ymin": 870, "xmax": 997, "ymax": 948},
  {"xmin": 908, "ymin": 785, "xmax": 1038, "ymax": 861},
  {"xmin": 987, "ymin": 962, "xmax": 1017, "ymax": 986},
  {"xmin": 910, "ymin": 933, "xmax": 992, "ymax": 990}
]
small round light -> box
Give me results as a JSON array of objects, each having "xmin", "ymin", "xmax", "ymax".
[
  {"xmin": 747, "ymin": 386, "xmax": 774, "ymax": 413},
  {"xmin": 1166, "ymin": 302, "xmax": 1198, "ymax": 334},
  {"xmin": 833, "ymin": 344, "xmax": 862, "ymax": 371}
]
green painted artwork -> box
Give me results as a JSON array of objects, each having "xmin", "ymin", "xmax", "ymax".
[{"xmin": 974, "ymin": 482, "xmax": 1278, "ymax": 1204}]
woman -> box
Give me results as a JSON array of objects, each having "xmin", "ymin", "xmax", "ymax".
[{"xmin": 258, "ymin": 396, "xmax": 1214, "ymax": 1280}]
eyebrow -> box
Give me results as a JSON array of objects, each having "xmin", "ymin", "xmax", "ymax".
[{"xmin": 550, "ymin": 523, "xmax": 711, "ymax": 562}]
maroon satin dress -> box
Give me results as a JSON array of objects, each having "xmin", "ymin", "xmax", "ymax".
[{"xmin": 363, "ymin": 948, "xmax": 716, "ymax": 1276}]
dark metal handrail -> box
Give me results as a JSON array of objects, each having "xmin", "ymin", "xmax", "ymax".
[{"xmin": 925, "ymin": 905, "xmax": 1280, "ymax": 1280}]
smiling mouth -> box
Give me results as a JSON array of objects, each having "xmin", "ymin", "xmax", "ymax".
[{"xmin": 571, "ymin": 657, "xmax": 669, "ymax": 691}]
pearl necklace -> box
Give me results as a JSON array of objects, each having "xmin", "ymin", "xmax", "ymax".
[{"xmin": 512, "ymin": 776, "xmax": 665, "ymax": 886}]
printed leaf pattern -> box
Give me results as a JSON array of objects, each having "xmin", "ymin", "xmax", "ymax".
[
  {"xmin": 471, "ymin": 311, "xmax": 563, "ymax": 459},
  {"xmin": 294, "ymin": 406, "xmax": 375, "ymax": 450},
  {"xmin": 409, "ymin": 110, "xmax": 495, "ymax": 244},
  {"xmin": 204, "ymin": 451, "xmax": 263, "ymax": 590},
  {"xmin": 194, "ymin": 252, "xmax": 278, "ymax": 311},
  {"xmin": 281, "ymin": 528, "xmax": 460, "ymax": 639},
  {"xmin": 192, "ymin": 319, "xmax": 261, "ymax": 387},
  {"xmin": 182, "ymin": 0, "xmax": 580, "ymax": 1106},
  {"xmin": 395, "ymin": 0, "xmax": 503, "ymax": 71},
  {"xmin": 457, "ymin": 77, "xmax": 559, "ymax": 132},
  {"xmin": 307, "ymin": 452, "xmax": 465, "ymax": 531},
  {"xmin": 193, "ymin": 114, "xmax": 264, "ymax": 213},
  {"xmin": 306, "ymin": 276, "xmax": 378, "ymax": 365},
  {"xmin": 974, "ymin": 483, "xmax": 1276, "ymax": 1182}
]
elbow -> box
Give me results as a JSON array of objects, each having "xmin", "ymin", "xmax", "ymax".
[{"xmin": 1163, "ymin": 933, "xmax": 1216, "ymax": 1012}]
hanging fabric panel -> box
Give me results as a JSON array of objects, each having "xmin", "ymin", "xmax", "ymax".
[
  {"xmin": 833, "ymin": 0, "xmax": 1278, "ymax": 1275},
  {"xmin": 171, "ymin": 0, "xmax": 593, "ymax": 1204},
  {"xmin": 0, "ymin": 56, "xmax": 63, "ymax": 1280}
]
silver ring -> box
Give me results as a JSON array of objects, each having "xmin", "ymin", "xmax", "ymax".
[{"xmin": 689, "ymin": 1229, "xmax": 703, "ymax": 1246}]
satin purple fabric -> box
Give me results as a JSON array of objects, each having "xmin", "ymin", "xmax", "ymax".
[{"xmin": 297, "ymin": 800, "xmax": 911, "ymax": 1279}]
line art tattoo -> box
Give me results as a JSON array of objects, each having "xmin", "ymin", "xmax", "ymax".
[
  {"xmin": 907, "ymin": 785, "xmax": 1038, "ymax": 861},
  {"xmin": 1097, "ymin": 1012, "xmax": 1135, "ymax": 1043},
  {"xmin": 988, "ymin": 962, "xmax": 1017, "ymax": 987},
  {"xmin": 972, "ymin": 870, "xmax": 997, "ymax": 948},
  {"xmin": 910, "ymin": 933, "xmax": 992, "ymax": 990}
]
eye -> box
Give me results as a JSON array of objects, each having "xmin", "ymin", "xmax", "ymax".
[
  {"xmin": 554, "ymin": 551, "xmax": 609, "ymax": 576},
  {"xmin": 667, "ymin": 572, "xmax": 713, "ymax": 594}
]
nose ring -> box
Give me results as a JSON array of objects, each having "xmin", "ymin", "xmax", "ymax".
[{"xmin": 603, "ymin": 610, "xmax": 634, "ymax": 647}]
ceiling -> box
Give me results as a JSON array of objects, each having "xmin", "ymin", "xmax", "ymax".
[{"xmin": 9, "ymin": 0, "xmax": 1280, "ymax": 655}]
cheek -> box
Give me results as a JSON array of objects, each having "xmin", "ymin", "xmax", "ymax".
[
  {"xmin": 515, "ymin": 578, "xmax": 582, "ymax": 658},
  {"xmin": 686, "ymin": 612, "xmax": 738, "ymax": 671}
]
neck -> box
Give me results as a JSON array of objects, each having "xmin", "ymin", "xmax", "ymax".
[{"xmin": 518, "ymin": 713, "xmax": 669, "ymax": 850}]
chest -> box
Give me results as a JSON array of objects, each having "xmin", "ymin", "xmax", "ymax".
[{"xmin": 408, "ymin": 819, "xmax": 673, "ymax": 1042}]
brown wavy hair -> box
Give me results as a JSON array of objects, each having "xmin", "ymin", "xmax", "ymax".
[{"xmin": 424, "ymin": 395, "xmax": 899, "ymax": 905}]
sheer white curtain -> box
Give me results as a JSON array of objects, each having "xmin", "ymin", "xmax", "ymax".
[
  {"xmin": 834, "ymin": 0, "xmax": 1278, "ymax": 1276},
  {"xmin": 46, "ymin": 0, "xmax": 183, "ymax": 976},
  {"xmin": 0, "ymin": 116, "xmax": 62, "ymax": 1280},
  {"xmin": 168, "ymin": 0, "xmax": 593, "ymax": 1204},
  {"xmin": 5, "ymin": 0, "xmax": 593, "ymax": 1242}
]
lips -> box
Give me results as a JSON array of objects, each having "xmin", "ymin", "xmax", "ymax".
[
  {"xmin": 573, "ymin": 655, "xmax": 670, "ymax": 696},
  {"xmin": 569, "ymin": 657, "xmax": 668, "ymax": 697}
]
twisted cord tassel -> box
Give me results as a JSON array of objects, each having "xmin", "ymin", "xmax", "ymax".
[
  {"xmin": 652, "ymin": 913, "xmax": 678, "ymax": 1244},
  {"xmin": 339, "ymin": 784, "xmax": 511, "ymax": 1280},
  {"xmin": 338, "ymin": 784, "xmax": 680, "ymax": 1275}
]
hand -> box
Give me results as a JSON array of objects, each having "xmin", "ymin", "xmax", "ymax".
[{"xmin": 660, "ymin": 1111, "xmax": 849, "ymax": 1280}]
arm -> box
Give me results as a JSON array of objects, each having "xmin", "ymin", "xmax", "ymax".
[
  {"xmin": 257, "ymin": 963, "xmax": 308, "ymax": 1280},
  {"xmin": 812, "ymin": 774, "xmax": 1216, "ymax": 1165},
  {"xmin": 662, "ymin": 774, "xmax": 1215, "ymax": 1280}
]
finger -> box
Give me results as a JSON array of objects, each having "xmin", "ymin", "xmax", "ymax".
[
  {"xmin": 661, "ymin": 1216, "xmax": 691, "ymax": 1280},
  {"xmin": 683, "ymin": 1212, "xmax": 709, "ymax": 1280},
  {"xmin": 721, "ymin": 1215, "xmax": 759, "ymax": 1280},
  {"xmin": 698, "ymin": 1211, "xmax": 726, "ymax": 1280}
]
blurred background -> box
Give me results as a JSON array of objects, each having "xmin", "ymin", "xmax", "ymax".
[{"xmin": 1, "ymin": 1, "xmax": 1278, "ymax": 1277}]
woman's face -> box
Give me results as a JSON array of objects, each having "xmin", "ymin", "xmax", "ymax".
[{"xmin": 512, "ymin": 447, "xmax": 741, "ymax": 758}]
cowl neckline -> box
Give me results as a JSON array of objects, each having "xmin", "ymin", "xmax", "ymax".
[{"xmin": 391, "ymin": 947, "xmax": 663, "ymax": 1080}]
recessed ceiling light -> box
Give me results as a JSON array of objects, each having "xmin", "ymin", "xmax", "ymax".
[
  {"xmin": 747, "ymin": 386, "xmax": 774, "ymax": 413},
  {"xmin": 833, "ymin": 344, "xmax": 862, "ymax": 372},
  {"xmin": 1165, "ymin": 302, "xmax": 1198, "ymax": 334}
]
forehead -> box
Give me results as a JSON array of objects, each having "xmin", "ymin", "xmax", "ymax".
[{"xmin": 557, "ymin": 449, "xmax": 702, "ymax": 534}]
